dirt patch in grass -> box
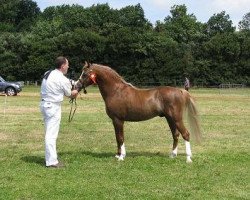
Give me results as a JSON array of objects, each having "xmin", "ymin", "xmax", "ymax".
[{"xmin": 0, "ymin": 132, "xmax": 9, "ymax": 141}]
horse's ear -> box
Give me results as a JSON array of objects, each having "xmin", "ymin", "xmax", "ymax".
[
  {"xmin": 87, "ymin": 61, "xmax": 91, "ymax": 68},
  {"xmin": 82, "ymin": 61, "xmax": 90, "ymax": 70}
]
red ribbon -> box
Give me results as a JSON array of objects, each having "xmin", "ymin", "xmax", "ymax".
[{"xmin": 90, "ymin": 73, "xmax": 96, "ymax": 84}]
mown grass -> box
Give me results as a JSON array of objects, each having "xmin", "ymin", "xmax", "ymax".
[{"xmin": 0, "ymin": 86, "xmax": 249, "ymax": 199}]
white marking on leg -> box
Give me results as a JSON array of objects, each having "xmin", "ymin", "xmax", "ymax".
[
  {"xmin": 186, "ymin": 156, "xmax": 192, "ymax": 163},
  {"xmin": 185, "ymin": 141, "xmax": 192, "ymax": 163},
  {"xmin": 115, "ymin": 143, "xmax": 126, "ymax": 161},
  {"xmin": 170, "ymin": 147, "xmax": 178, "ymax": 158},
  {"xmin": 121, "ymin": 143, "xmax": 126, "ymax": 157}
]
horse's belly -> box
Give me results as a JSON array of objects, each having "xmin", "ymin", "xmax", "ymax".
[
  {"xmin": 125, "ymin": 115, "xmax": 156, "ymax": 122},
  {"xmin": 106, "ymin": 97, "xmax": 163, "ymax": 121},
  {"xmin": 124, "ymin": 109, "xmax": 159, "ymax": 121}
]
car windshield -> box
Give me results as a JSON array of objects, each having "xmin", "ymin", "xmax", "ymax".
[{"xmin": 0, "ymin": 76, "xmax": 5, "ymax": 82}]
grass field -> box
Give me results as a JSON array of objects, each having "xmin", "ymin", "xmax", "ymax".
[{"xmin": 0, "ymin": 86, "xmax": 249, "ymax": 199}]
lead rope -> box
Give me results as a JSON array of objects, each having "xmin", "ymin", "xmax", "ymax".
[
  {"xmin": 68, "ymin": 80, "xmax": 88, "ymax": 122},
  {"xmin": 68, "ymin": 98, "xmax": 77, "ymax": 122}
]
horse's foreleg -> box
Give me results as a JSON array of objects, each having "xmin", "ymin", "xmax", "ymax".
[
  {"xmin": 166, "ymin": 117, "xmax": 179, "ymax": 158},
  {"xmin": 112, "ymin": 118, "xmax": 126, "ymax": 161},
  {"xmin": 176, "ymin": 121, "xmax": 192, "ymax": 163}
]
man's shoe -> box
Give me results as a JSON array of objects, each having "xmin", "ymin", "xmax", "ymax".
[{"xmin": 46, "ymin": 162, "xmax": 65, "ymax": 168}]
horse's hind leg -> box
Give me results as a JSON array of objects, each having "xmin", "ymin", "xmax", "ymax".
[
  {"xmin": 175, "ymin": 120, "xmax": 193, "ymax": 163},
  {"xmin": 166, "ymin": 117, "xmax": 180, "ymax": 158},
  {"xmin": 112, "ymin": 118, "xmax": 126, "ymax": 161}
]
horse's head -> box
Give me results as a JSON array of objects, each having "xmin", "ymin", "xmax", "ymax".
[{"xmin": 75, "ymin": 61, "xmax": 96, "ymax": 93}]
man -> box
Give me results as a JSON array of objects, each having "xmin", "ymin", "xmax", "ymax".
[
  {"xmin": 40, "ymin": 56, "xmax": 78, "ymax": 168},
  {"xmin": 184, "ymin": 77, "xmax": 190, "ymax": 91}
]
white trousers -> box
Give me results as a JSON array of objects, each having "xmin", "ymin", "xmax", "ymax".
[{"xmin": 40, "ymin": 101, "xmax": 61, "ymax": 166}]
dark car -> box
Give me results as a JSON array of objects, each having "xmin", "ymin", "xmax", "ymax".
[{"xmin": 0, "ymin": 76, "xmax": 23, "ymax": 96}]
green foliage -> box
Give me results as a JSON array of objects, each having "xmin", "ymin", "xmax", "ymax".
[
  {"xmin": 238, "ymin": 12, "xmax": 250, "ymax": 31},
  {"xmin": 206, "ymin": 11, "xmax": 235, "ymax": 37},
  {"xmin": 0, "ymin": 2, "xmax": 249, "ymax": 86},
  {"xmin": 0, "ymin": 0, "xmax": 40, "ymax": 32},
  {"xmin": 163, "ymin": 5, "xmax": 203, "ymax": 43}
]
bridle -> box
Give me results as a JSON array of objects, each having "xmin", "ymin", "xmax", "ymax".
[
  {"xmin": 76, "ymin": 76, "xmax": 87, "ymax": 94},
  {"xmin": 76, "ymin": 69, "xmax": 96, "ymax": 93}
]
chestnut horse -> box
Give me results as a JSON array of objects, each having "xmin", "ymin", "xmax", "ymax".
[{"xmin": 76, "ymin": 63, "xmax": 201, "ymax": 163}]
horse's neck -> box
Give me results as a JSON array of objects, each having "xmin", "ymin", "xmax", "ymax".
[
  {"xmin": 98, "ymin": 84, "xmax": 115, "ymax": 100},
  {"xmin": 96, "ymin": 70, "xmax": 123, "ymax": 100}
]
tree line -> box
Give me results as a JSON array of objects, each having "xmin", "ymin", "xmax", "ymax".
[{"xmin": 0, "ymin": 0, "xmax": 249, "ymax": 86}]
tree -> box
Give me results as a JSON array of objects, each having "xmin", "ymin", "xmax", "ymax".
[
  {"xmin": 162, "ymin": 4, "xmax": 203, "ymax": 43},
  {"xmin": 0, "ymin": 0, "xmax": 40, "ymax": 32},
  {"xmin": 117, "ymin": 4, "xmax": 151, "ymax": 29},
  {"xmin": 0, "ymin": 32, "xmax": 32, "ymax": 80},
  {"xmin": 0, "ymin": 2, "xmax": 249, "ymax": 86},
  {"xmin": 239, "ymin": 12, "xmax": 250, "ymax": 31},
  {"xmin": 15, "ymin": 0, "xmax": 41, "ymax": 31},
  {"xmin": 206, "ymin": 11, "xmax": 235, "ymax": 36},
  {"xmin": 0, "ymin": 0, "xmax": 18, "ymax": 32},
  {"xmin": 200, "ymin": 32, "xmax": 242, "ymax": 85}
]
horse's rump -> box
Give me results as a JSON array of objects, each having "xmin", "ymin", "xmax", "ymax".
[{"xmin": 159, "ymin": 87, "xmax": 201, "ymax": 142}]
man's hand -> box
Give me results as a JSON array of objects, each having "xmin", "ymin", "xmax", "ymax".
[{"xmin": 70, "ymin": 89, "xmax": 78, "ymax": 99}]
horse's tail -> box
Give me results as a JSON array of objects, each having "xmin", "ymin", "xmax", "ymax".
[{"xmin": 186, "ymin": 94, "xmax": 202, "ymax": 143}]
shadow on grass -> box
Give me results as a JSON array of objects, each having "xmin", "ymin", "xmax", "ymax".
[
  {"xmin": 21, "ymin": 156, "xmax": 44, "ymax": 166},
  {"xmin": 59, "ymin": 151, "xmax": 114, "ymax": 158},
  {"xmin": 21, "ymin": 152, "xmax": 186, "ymax": 165},
  {"xmin": 59, "ymin": 150, "xmax": 170, "ymax": 159}
]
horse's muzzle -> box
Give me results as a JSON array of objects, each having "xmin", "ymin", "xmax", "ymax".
[{"xmin": 75, "ymin": 79, "xmax": 87, "ymax": 94}]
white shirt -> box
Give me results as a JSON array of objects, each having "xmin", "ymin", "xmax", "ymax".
[{"xmin": 41, "ymin": 69, "xmax": 72, "ymax": 103}]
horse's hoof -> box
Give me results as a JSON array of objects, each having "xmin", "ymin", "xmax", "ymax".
[
  {"xmin": 115, "ymin": 154, "xmax": 125, "ymax": 161},
  {"xmin": 170, "ymin": 153, "xmax": 177, "ymax": 158},
  {"xmin": 118, "ymin": 156, "xmax": 124, "ymax": 161},
  {"xmin": 186, "ymin": 157, "xmax": 192, "ymax": 163}
]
